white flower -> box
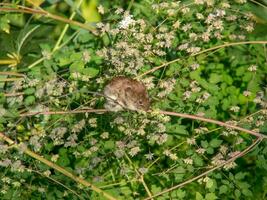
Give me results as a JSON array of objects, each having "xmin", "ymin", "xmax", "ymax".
[
  {"xmin": 97, "ymin": 5, "xmax": 104, "ymax": 14},
  {"xmin": 243, "ymin": 91, "xmax": 251, "ymax": 97},
  {"xmin": 230, "ymin": 106, "xmax": 240, "ymax": 112},
  {"xmin": 118, "ymin": 15, "xmax": 135, "ymax": 29},
  {"xmin": 248, "ymin": 65, "xmax": 257, "ymax": 72},
  {"xmin": 183, "ymin": 158, "xmax": 193, "ymax": 165}
]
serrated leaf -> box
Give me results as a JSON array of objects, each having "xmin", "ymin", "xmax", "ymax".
[
  {"xmin": 195, "ymin": 192, "xmax": 204, "ymax": 200},
  {"xmin": 210, "ymin": 139, "xmax": 223, "ymax": 148},
  {"xmin": 83, "ymin": 67, "xmax": 99, "ymax": 77},
  {"xmin": 206, "ymin": 179, "xmax": 214, "ymax": 189},
  {"xmin": 104, "ymin": 140, "xmax": 115, "ymax": 150},
  {"xmin": 24, "ymin": 95, "xmax": 35, "ymax": 105},
  {"xmin": 205, "ymin": 193, "xmax": 217, "ymax": 200},
  {"xmin": 219, "ymin": 185, "xmax": 228, "ymax": 194}
]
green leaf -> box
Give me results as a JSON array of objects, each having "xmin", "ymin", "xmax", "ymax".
[
  {"xmin": 209, "ymin": 73, "xmax": 222, "ymax": 84},
  {"xmin": 24, "ymin": 96, "xmax": 35, "ymax": 105},
  {"xmin": 242, "ymin": 189, "xmax": 253, "ymax": 197},
  {"xmin": 167, "ymin": 124, "xmax": 189, "ymax": 135},
  {"xmin": 219, "ymin": 185, "xmax": 228, "ymax": 194},
  {"xmin": 209, "ymin": 139, "xmax": 223, "ymax": 148},
  {"xmin": 206, "ymin": 179, "xmax": 214, "ymax": 189},
  {"xmin": 104, "ymin": 140, "xmax": 115, "ymax": 150},
  {"xmin": 175, "ymin": 189, "xmax": 186, "ymax": 198},
  {"xmin": 206, "ymin": 147, "xmax": 214, "ymax": 154},
  {"xmin": 57, "ymin": 155, "xmax": 70, "ymax": 167},
  {"xmin": 69, "ymin": 61, "xmax": 84, "ymax": 73},
  {"xmin": 195, "ymin": 192, "xmax": 204, "ymax": 200},
  {"xmin": 201, "ymin": 140, "xmax": 209, "ymax": 148},
  {"xmin": 24, "ymin": 88, "xmax": 35, "ymax": 95},
  {"xmin": 234, "ymin": 189, "xmax": 241, "ymax": 198},
  {"xmin": 235, "ymin": 172, "xmax": 247, "ymax": 180},
  {"xmin": 205, "ymin": 193, "xmax": 217, "ymax": 200},
  {"xmin": 81, "ymin": 0, "xmax": 101, "ymax": 22},
  {"xmin": 83, "ymin": 67, "xmax": 99, "ymax": 77}
]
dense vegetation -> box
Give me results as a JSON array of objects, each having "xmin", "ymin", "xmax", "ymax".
[{"xmin": 0, "ymin": 0, "xmax": 267, "ymax": 199}]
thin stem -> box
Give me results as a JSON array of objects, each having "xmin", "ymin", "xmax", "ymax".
[
  {"xmin": 144, "ymin": 138, "xmax": 262, "ymax": 200},
  {"xmin": 19, "ymin": 108, "xmax": 267, "ymax": 139},
  {"xmin": 32, "ymin": 169, "xmax": 84, "ymax": 199},
  {"xmin": 136, "ymin": 41, "xmax": 267, "ymax": 78},
  {"xmin": 249, "ymin": 0, "xmax": 267, "ymax": 9},
  {"xmin": 0, "ymin": 71, "xmax": 26, "ymax": 77},
  {"xmin": 17, "ymin": 25, "xmax": 40, "ymax": 55},
  {"xmin": 52, "ymin": 0, "xmax": 83, "ymax": 52},
  {"xmin": 0, "ymin": 78, "xmax": 24, "ymax": 82},
  {"xmin": 159, "ymin": 110, "xmax": 267, "ymax": 139},
  {"xmin": 4, "ymin": 92, "xmax": 24, "ymax": 97},
  {"xmin": 20, "ymin": 109, "xmax": 108, "ymax": 117},
  {"xmin": 0, "ymin": 132, "xmax": 117, "ymax": 200},
  {"xmin": 0, "ymin": 59, "xmax": 17, "ymax": 65},
  {"xmin": 28, "ymin": 57, "xmax": 44, "ymax": 69},
  {"xmin": 124, "ymin": 154, "xmax": 154, "ymax": 199},
  {"xmin": 0, "ymin": 4, "xmax": 94, "ymax": 31}
]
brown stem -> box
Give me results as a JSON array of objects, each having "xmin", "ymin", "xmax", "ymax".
[
  {"xmin": 20, "ymin": 108, "xmax": 266, "ymax": 139},
  {"xmin": 0, "ymin": 71, "xmax": 26, "ymax": 77},
  {"xmin": 158, "ymin": 110, "xmax": 267, "ymax": 139},
  {"xmin": 0, "ymin": 5, "xmax": 94, "ymax": 31},
  {"xmin": 4, "ymin": 92, "xmax": 24, "ymax": 97},
  {"xmin": 20, "ymin": 109, "xmax": 108, "ymax": 117}
]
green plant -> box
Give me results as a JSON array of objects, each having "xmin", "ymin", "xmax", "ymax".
[{"xmin": 0, "ymin": 0, "xmax": 267, "ymax": 199}]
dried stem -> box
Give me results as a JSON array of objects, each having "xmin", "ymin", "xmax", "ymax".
[
  {"xmin": 0, "ymin": 4, "xmax": 94, "ymax": 31},
  {"xmin": 159, "ymin": 110, "xmax": 267, "ymax": 139},
  {"xmin": 0, "ymin": 71, "xmax": 26, "ymax": 77},
  {"xmin": 20, "ymin": 109, "xmax": 267, "ymax": 139}
]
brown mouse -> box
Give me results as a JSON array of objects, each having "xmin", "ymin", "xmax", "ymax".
[{"xmin": 103, "ymin": 76, "xmax": 150, "ymax": 112}]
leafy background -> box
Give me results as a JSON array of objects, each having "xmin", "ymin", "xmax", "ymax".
[{"xmin": 0, "ymin": 0, "xmax": 267, "ymax": 199}]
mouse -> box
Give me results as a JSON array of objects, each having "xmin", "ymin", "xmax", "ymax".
[{"xmin": 103, "ymin": 76, "xmax": 150, "ymax": 112}]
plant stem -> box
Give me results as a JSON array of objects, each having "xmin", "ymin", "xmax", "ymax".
[
  {"xmin": 0, "ymin": 4, "xmax": 94, "ymax": 31},
  {"xmin": 136, "ymin": 40, "xmax": 267, "ymax": 78},
  {"xmin": 19, "ymin": 108, "xmax": 267, "ymax": 139},
  {"xmin": 52, "ymin": 0, "xmax": 83, "ymax": 52},
  {"xmin": 159, "ymin": 110, "xmax": 267, "ymax": 139}
]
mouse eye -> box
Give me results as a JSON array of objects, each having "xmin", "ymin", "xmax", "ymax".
[{"xmin": 138, "ymin": 100, "xmax": 143, "ymax": 105}]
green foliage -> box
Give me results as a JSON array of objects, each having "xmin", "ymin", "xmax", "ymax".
[{"xmin": 0, "ymin": 0, "xmax": 267, "ymax": 200}]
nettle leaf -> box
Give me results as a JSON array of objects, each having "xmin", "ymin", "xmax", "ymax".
[
  {"xmin": 219, "ymin": 185, "xmax": 228, "ymax": 194},
  {"xmin": 234, "ymin": 172, "xmax": 247, "ymax": 180},
  {"xmin": 175, "ymin": 189, "xmax": 186, "ymax": 198},
  {"xmin": 209, "ymin": 139, "xmax": 223, "ymax": 148},
  {"xmin": 206, "ymin": 179, "xmax": 214, "ymax": 189},
  {"xmin": 57, "ymin": 154, "xmax": 71, "ymax": 167},
  {"xmin": 195, "ymin": 192, "xmax": 204, "ymax": 200},
  {"xmin": 201, "ymin": 140, "xmax": 209, "ymax": 148},
  {"xmin": 166, "ymin": 124, "xmax": 189, "ymax": 136},
  {"xmin": 83, "ymin": 67, "xmax": 99, "ymax": 77},
  {"xmin": 24, "ymin": 96, "xmax": 36, "ymax": 105},
  {"xmin": 151, "ymin": 185, "xmax": 161, "ymax": 194},
  {"xmin": 234, "ymin": 189, "xmax": 241, "ymax": 198},
  {"xmin": 209, "ymin": 73, "xmax": 222, "ymax": 84},
  {"xmin": 23, "ymin": 88, "xmax": 36, "ymax": 95},
  {"xmin": 104, "ymin": 140, "xmax": 115, "ymax": 150},
  {"xmin": 69, "ymin": 61, "xmax": 84, "ymax": 73},
  {"xmin": 205, "ymin": 193, "xmax": 218, "ymax": 200}
]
